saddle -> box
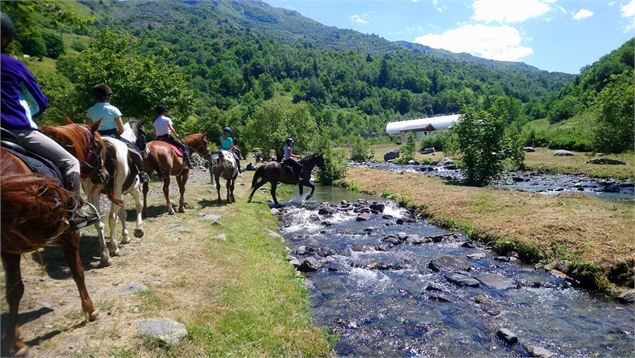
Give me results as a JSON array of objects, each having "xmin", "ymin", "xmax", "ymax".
[
  {"xmin": 155, "ymin": 139, "xmax": 183, "ymax": 157},
  {"xmin": 1, "ymin": 129, "xmax": 66, "ymax": 187}
]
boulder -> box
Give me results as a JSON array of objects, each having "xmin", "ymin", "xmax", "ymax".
[
  {"xmin": 428, "ymin": 256, "xmax": 471, "ymax": 272},
  {"xmin": 496, "ymin": 328, "xmax": 518, "ymax": 345},
  {"xmin": 523, "ymin": 344, "xmax": 554, "ymax": 357},
  {"xmin": 475, "ymin": 273, "xmax": 516, "ymax": 289},
  {"xmin": 586, "ymin": 158, "xmax": 626, "ymax": 165},
  {"xmin": 369, "ymin": 202, "xmax": 386, "ymax": 212},
  {"xmin": 445, "ymin": 273, "xmax": 480, "ymax": 287},
  {"xmin": 356, "ymin": 212, "xmax": 371, "ymax": 222},
  {"xmin": 384, "ymin": 149, "xmax": 400, "ymax": 162},
  {"xmin": 553, "ymin": 150, "xmax": 574, "ymax": 156},
  {"xmin": 467, "ymin": 252, "xmax": 487, "ymax": 260},
  {"xmin": 297, "ymin": 257, "xmax": 321, "ymax": 272},
  {"xmin": 137, "ymin": 318, "xmax": 188, "ymax": 346},
  {"xmin": 524, "ymin": 146, "xmax": 536, "ymax": 152},
  {"xmin": 420, "ymin": 147, "xmax": 436, "ymax": 154},
  {"xmin": 473, "ymin": 293, "xmax": 494, "ymax": 305},
  {"xmin": 407, "ymin": 159, "xmax": 418, "ymax": 165},
  {"xmin": 616, "ymin": 290, "xmax": 635, "ymax": 304}
]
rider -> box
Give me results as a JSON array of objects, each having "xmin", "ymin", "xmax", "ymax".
[
  {"xmin": 219, "ymin": 127, "xmax": 241, "ymax": 172},
  {"xmin": 283, "ymin": 137, "xmax": 303, "ymax": 179},
  {"xmin": 0, "ymin": 13, "xmax": 98, "ymax": 229},
  {"xmin": 86, "ymin": 84, "xmax": 150, "ymax": 184},
  {"xmin": 152, "ymin": 105, "xmax": 194, "ymax": 168}
]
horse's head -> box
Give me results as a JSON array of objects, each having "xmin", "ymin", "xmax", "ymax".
[
  {"xmin": 183, "ymin": 133, "xmax": 211, "ymax": 159},
  {"xmin": 308, "ymin": 152, "xmax": 326, "ymax": 171},
  {"xmin": 128, "ymin": 120, "xmax": 148, "ymax": 156},
  {"xmin": 84, "ymin": 120, "xmax": 110, "ymax": 185}
]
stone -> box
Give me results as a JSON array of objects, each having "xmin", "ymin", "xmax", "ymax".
[
  {"xmin": 523, "ymin": 344, "xmax": 554, "ymax": 357},
  {"xmin": 202, "ymin": 214, "xmax": 222, "ymax": 224},
  {"xmin": 297, "ymin": 257, "xmax": 320, "ymax": 272},
  {"xmin": 475, "ymin": 273, "xmax": 516, "ymax": 290},
  {"xmin": 396, "ymin": 218, "xmax": 405, "ymax": 225},
  {"xmin": 467, "ymin": 252, "xmax": 487, "ymax": 260},
  {"xmin": 318, "ymin": 207, "xmax": 334, "ymax": 216},
  {"xmin": 495, "ymin": 256, "xmax": 518, "ymax": 262},
  {"xmin": 473, "ymin": 293, "xmax": 494, "ymax": 305},
  {"xmin": 428, "ymin": 256, "xmax": 471, "ymax": 272},
  {"xmin": 288, "ymin": 256, "xmax": 301, "ymax": 267},
  {"xmin": 420, "ymin": 147, "xmax": 435, "ymax": 154},
  {"xmin": 356, "ymin": 213, "xmax": 370, "ymax": 222},
  {"xmin": 384, "ymin": 149, "xmax": 400, "ymax": 162},
  {"xmin": 406, "ymin": 235, "xmax": 428, "ymax": 245},
  {"xmin": 586, "ymin": 158, "xmax": 626, "ymax": 165},
  {"xmin": 169, "ymin": 225, "xmax": 190, "ymax": 233},
  {"xmin": 496, "ymin": 328, "xmax": 518, "ymax": 345},
  {"xmin": 407, "ymin": 159, "xmax": 418, "ymax": 165},
  {"xmin": 524, "ymin": 146, "xmax": 535, "ymax": 152},
  {"xmin": 119, "ymin": 282, "xmax": 148, "ymax": 294},
  {"xmin": 369, "ymin": 202, "xmax": 386, "ymax": 212},
  {"xmin": 461, "ymin": 241, "xmax": 476, "ymax": 248},
  {"xmin": 266, "ymin": 229, "xmax": 282, "ymax": 239},
  {"xmin": 212, "ymin": 233, "xmax": 227, "ymax": 241},
  {"xmin": 445, "ymin": 273, "xmax": 480, "ymax": 287},
  {"xmin": 428, "ymin": 234, "xmax": 451, "ymax": 243},
  {"xmin": 553, "ymin": 150, "xmax": 574, "ymax": 156},
  {"xmin": 428, "ymin": 294, "xmax": 451, "ymax": 302},
  {"xmin": 616, "ymin": 290, "xmax": 635, "ymax": 304},
  {"xmin": 137, "ymin": 318, "xmax": 188, "ymax": 346}
]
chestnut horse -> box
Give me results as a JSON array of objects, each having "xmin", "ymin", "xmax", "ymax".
[
  {"xmin": 247, "ymin": 153, "xmax": 325, "ymax": 207},
  {"xmin": 143, "ymin": 133, "xmax": 210, "ymax": 216},
  {"xmin": 1, "ymin": 122, "xmax": 106, "ymax": 357}
]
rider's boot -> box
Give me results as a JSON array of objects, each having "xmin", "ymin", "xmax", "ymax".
[
  {"xmin": 66, "ymin": 172, "xmax": 99, "ymax": 229},
  {"xmin": 129, "ymin": 149, "xmax": 149, "ymax": 184}
]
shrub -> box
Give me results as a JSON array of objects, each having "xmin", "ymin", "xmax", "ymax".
[
  {"xmin": 592, "ymin": 71, "xmax": 634, "ymax": 153},
  {"xmin": 42, "ymin": 32, "xmax": 64, "ymax": 59},
  {"xmin": 419, "ymin": 131, "xmax": 450, "ymax": 152},
  {"xmin": 317, "ymin": 144, "xmax": 347, "ymax": 185},
  {"xmin": 350, "ymin": 136, "xmax": 373, "ymax": 162},
  {"xmin": 395, "ymin": 132, "xmax": 416, "ymax": 164}
]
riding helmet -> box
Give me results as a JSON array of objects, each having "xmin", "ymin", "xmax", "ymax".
[
  {"xmin": 93, "ymin": 84, "xmax": 113, "ymax": 100},
  {"xmin": 155, "ymin": 105, "xmax": 167, "ymax": 115},
  {"xmin": 1, "ymin": 13, "xmax": 15, "ymax": 38},
  {"xmin": 286, "ymin": 137, "xmax": 294, "ymax": 144},
  {"xmin": 223, "ymin": 127, "xmax": 232, "ymax": 134}
]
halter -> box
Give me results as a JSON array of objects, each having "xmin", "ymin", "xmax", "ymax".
[{"xmin": 79, "ymin": 127, "xmax": 107, "ymax": 184}]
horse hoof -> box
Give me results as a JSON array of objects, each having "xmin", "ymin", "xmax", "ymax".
[
  {"xmin": 134, "ymin": 228, "xmax": 144, "ymax": 238},
  {"xmin": 100, "ymin": 258, "xmax": 113, "ymax": 267},
  {"xmin": 120, "ymin": 237, "xmax": 130, "ymax": 245},
  {"xmin": 168, "ymin": 210, "xmax": 175, "ymax": 215},
  {"xmin": 88, "ymin": 309, "xmax": 100, "ymax": 322},
  {"xmin": 178, "ymin": 207, "xmax": 185, "ymax": 213},
  {"xmin": 14, "ymin": 345, "xmax": 28, "ymax": 357},
  {"xmin": 110, "ymin": 248, "xmax": 120, "ymax": 257}
]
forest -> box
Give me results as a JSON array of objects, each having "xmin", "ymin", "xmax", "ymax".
[{"xmin": 2, "ymin": 0, "xmax": 632, "ymax": 156}]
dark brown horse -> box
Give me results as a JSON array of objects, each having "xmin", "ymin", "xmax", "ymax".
[
  {"xmin": 247, "ymin": 153, "xmax": 325, "ymax": 207},
  {"xmin": 1, "ymin": 122, "xmax": 106, "ymax": 357},
  {"xmin": 143, "ymin": 133, "xmax": 210, "ymax": 216}
]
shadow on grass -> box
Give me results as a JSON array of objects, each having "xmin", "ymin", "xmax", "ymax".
[
  {"xmin": 140, "ymin": 204, "xmax": 172, "ymax": 219},
  {"xmin": 0, "ymin": 307, "xmax": 54, "ymax": 328},
  {"xmin": 28, "ymin": 234, "xmax": 102, "ymax": 280},
  {"xmin": 24, "ymin": 319, "xmax": 88, "ymax": 347},
  {"xmin": 198, "ymin": 198, "xmax": 235, "ymax": 208}
]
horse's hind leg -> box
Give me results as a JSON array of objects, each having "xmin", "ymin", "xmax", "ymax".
[
  {"xmin": 176, "ymin": 170, "xmax": 188, "ymax": 213},
  {"xmin": 225, "ymin": 178, "xmax": 231, "ymax": 203},
  {"xmin": 306, "ymin": 182, "xmax": 316, "ymax": 200},
  {"xmin": 118, "ymin": 205, "xmax": 130, "ymax": 245},
  {"xmin": 162, "ymin": 174, "xmax": 175, "ymax": 215},
  {"xmin": 130, "ymin": 184, "xmax": 144, "ymax": 238},
  {"xmin": 2, "ymin": 253, "xmax": 27, "ymax": 357},
  {"xmin": 215, "ymin": 175, "xmax": 221, "ymax": 202},
  {"xmin": 61, "ymin": 230, "xmax": 99, "ymax": 322},
  {"xmin": 142, "ymin": 181, "xmax": 149, "ymax": 218},
  {"xmin": 247, "ymin": 178, "xmax": 267, "ymax": 203},
  {"xmin": 271, "ymin": 181, "xmax": 280, "ymax": 207},
  {"xmin": 107, "ymin": 201, "xmax": 121, "ymax": 256},
  {"xmin": 85, "ymin": 183, "xmax": 111, "ymax": 266}
]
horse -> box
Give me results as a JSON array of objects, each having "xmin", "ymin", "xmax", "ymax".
[
  {"xmin": 247, "ymin": 153, "xmax": 325, "ymax": 207},
  {"xmin": 143, "ymin": 133, "xmax": 210, "ymax": 216},
  {"xmin": 210, "ymin": 150, "xmax": 239, "ymax": 203},
  {"xmin": 79, "ymin": 120, "xmax": 147, "ymax": 266},
  {"xmin": 1, "ymin": 121, "xmax": 106, "ymax": 356}
]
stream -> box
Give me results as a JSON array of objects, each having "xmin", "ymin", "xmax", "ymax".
[
  {"xmin": 277, "ymin": 188, "xmax": 634, "ymax": 357},
  {"xmin": 350, "ymin": 162, "xmax": 635, "ymax": 205}
]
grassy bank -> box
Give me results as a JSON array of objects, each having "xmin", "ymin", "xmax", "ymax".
[
  {"xmin": 524, "ymin": 147, "xmax": 635, "ymax": 180},
  {"xmin": 1, "ymin": 171, "xmax": 330, "ymax": 357},
  {"xmin": 345, "ymin": 168, "xmax": 634, "ymax": 290}
]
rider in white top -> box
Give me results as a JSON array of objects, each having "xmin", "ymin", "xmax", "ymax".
[{"xmin": 152, "ymin": 105, "xmax": 194, "ymax": 168}]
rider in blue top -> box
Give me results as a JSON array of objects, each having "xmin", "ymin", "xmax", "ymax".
[
  {"xmin": 86, "ymin": 84, "xmax": 149, "ymax": 183},
  {"xmin": 220, "ymin": 127, "xmax": 241, "ymax": 172}
]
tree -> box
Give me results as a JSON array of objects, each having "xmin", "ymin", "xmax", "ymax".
[
  {"xmin": 350, "ymin": 137, "xmax": 373, "ymax": 162},
  {"xmin": 43, "ymin": 32, "xmax": 65, "ymax": 59},
  {"xmin": 453, "ymin": 107, "xmax": 520, "ymax": 186},
  {"xmin": 592, "ymin": 72, "xmax": 634, "ymax": 153},
  {"xmin": 396, "ymin": 132, "xmax": 416, "ymax": 164}
]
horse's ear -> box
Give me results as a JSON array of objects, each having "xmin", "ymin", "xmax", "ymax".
[
  {"xmin": 64, "ymin": 116, "xmax": 74, "ymax": 125},
  {"xmin": 90, "ymin": 119, "xmax": 102, "ymax": 133}
]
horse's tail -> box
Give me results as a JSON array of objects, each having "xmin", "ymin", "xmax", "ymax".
[{"xmin": 251, "ymin": 165, "xmax": 264, "ymax": 188}]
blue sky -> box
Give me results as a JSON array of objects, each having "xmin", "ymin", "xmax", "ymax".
[{"xmin": 264, "ymin": 0, "xmax": 635, "ymax": 74}]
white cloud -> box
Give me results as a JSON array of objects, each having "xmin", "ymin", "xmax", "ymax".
[
  {"xmin": 413, "ymin": 24, "xmax": 533, "ymax": 61},
  {"xmin": 472, "ymin": 0, "xmax": 553, "ymax": 23},
  {"xmin": 621, "ymin": 0, "xmax": 635, "ymax": 30},
  {"xmin": 350, "ymin": 14, "xmax": 368, "ymax": 24},
  {"xmin": 572, "ymin": 9, "xmax": 594, "ymax": 20}
]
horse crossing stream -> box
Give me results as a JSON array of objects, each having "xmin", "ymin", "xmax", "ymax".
[{"xmin": 276, "ymin": 188, "xmax": 634, "ymax": 357}]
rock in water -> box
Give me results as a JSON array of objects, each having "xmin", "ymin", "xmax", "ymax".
[
  {"xmin": 297, "ymin": 257, "xmax": 320, "ymax": 272},
  {"xmin": 445, "ymin": 273, "xmax": 479, "ymax": 287},
  {"xmin": 428, "ymin": 256, "xmax": 471, "ymax": 272},
  {"xmin": 473, "ymin": 293, "xmax": 494, "ymax": 305},
  {"xmin": 496, "ymin": 328, "xmax": 518, "ymax": 345},
  {"xmin": 523, "ymin": 344, "xmax": 554, "ymax": 357},
  {"xmin": 138, "ymin": 318, "xmax": 188, "ymax": 346},
  {"xmin": 616, "ymin": 290, "xmax": 635, "ymax": 304},
  {"xmin": 356, "ymin": 212, "xmax": 370, "ymax": 221},
  {"xmin": 475, "ymin": 273, "xmax": 516, "ymax": 290}
]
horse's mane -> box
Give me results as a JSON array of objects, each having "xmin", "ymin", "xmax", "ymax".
[
  {"xmin": 301, "ymin": 152, "xmax": 322, "ymax": 162},
  {"xmin": 40, "ymin": 124, "xmax": 91, "ymax": 163},
  {"xmin": 183, "ymin": 133, "xmax": 208, "ymax": 156}
]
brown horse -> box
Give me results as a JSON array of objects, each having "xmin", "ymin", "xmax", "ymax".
[
  {"xmin": 143, "ymin": 133, "xmax": 210, "ymax": 216},
  {"xmin": 247, "ymin": 153, "xmax": 325, "ymax": 207},
  {"xmin": 1, "ymin": 122, "xmax": 105, "ymax": 357}
]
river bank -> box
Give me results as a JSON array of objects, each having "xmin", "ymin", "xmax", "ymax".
[
  {"xmin": 344, "ymin": 168, "xmax": 634, "ymax": 290},
  {"xmin": 0, "ymin": 170, "xmax": 331, "ymax": 357}
]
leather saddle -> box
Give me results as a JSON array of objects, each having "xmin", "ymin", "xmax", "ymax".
[{"xmin": 1, "ymin": 128, "xmax": 66, "ymax": 187}]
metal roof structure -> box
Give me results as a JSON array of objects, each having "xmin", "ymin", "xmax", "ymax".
[{"xmin": 385, "ymin": 114, "xmax": 461, "ymax": 135}]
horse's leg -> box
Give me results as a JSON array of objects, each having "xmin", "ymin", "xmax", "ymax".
[
  {"xmin": 60, "ymin": 230, "xmax": 99, "ymax": 322},
  {"xmin": 305, "ymin": 182, "xmax": 316, "ymax": 200},
  {"xmin": 271, "ymin": 181, "xmax": 280, "ymax": 207},
  {"xmin": 230, "ymin": 177, "xmax": 236, "ymax": 202},
  {"xmin": 142, "ymin": 180, "xmax": 149, "ymax": 218},
  {"xmin": 247, "ymin": 178, "xmax": 267, "ymax": 203},
  {"xmin": 215, "ymin": 174, "xmax": 221, "ymax": 202},
  {"xmin": 113, "ymin": 173, "xmax": 128, "ymax": 246},
  {"xmin": 225, "ymin": 178, "xmax": 231, "ymax": 203},
  {"xmin": 84, "ymin": 183, "xmax": 111, "ymax": 266},
  {"xmin": 162, "ymin": 173, "xmax": 174, "ymax": 215},
  {"xmin": 2, "ymin": 253, "xmax": 27, "ymax": 357},
  {"xmin": 176, "ymin": 169, "xmax": 188, "ymax": 213},
  {"xmin": 118, "ymin": 205, "xmax": 130, "ymax": 245},
  {"xmin": 130, "ymin": 184, "xmax": 144, "ymax": 238},
  {"xmin": 299, "ymin": 183, "xmax": 304, "ymax": 196},
  {"xmin": 107, "ymin": 200, "xmax": 121, "ymax": 256}
]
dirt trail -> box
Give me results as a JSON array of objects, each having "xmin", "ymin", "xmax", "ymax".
[{"xmin": 1, "ymin": 168, "xmax": 254, "ymax": 357}]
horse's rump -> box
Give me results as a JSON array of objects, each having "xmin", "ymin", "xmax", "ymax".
[
  {"xmin": 211, "ymin": 150, "xmax": 238, "ymax": 179},
  {"xmin": 102, "ymin": 138, "xmax": 137, "ymax": 199}
]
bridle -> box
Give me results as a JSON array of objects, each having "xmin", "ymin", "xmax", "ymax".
[{"xmin": 79, "ymin": 127, "xmax": 108, "ymax": 184}]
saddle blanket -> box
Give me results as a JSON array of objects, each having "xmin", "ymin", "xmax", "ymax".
[
  {"xmin": 169, "ymin": 144, "xmax": 183, "ymax": 157},
  {"xmin": 1, "ymin": 141, "xmax": 66, "ymax": 187}
]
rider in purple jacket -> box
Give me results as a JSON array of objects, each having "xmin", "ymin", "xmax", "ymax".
[{"xmin": 0, "ymin": 13, "xmax": 97, "ymax": 229}]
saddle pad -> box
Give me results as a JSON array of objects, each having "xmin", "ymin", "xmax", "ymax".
[
  {"xmin": 169, "ymin": 144, "xmax": 183, "ymax": 158},
  {"xmin": 1, "ymin": 141, "xmax": 66, "ymax": 187}
]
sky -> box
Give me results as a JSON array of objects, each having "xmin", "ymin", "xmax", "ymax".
[{"xmin": 264, "ymin": 0, "xmax": 635, "ymax": 74}]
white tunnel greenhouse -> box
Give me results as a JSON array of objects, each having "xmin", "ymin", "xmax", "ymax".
[{"xmin": 385, "ymin": 114, "xmax": 460, "ymax": 141}]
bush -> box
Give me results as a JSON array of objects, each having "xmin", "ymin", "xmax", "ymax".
[
  {"xmin": 42, "ymin": 32, "xmax": 64, "ymax": 59},
  {"xmin": 350, "ymin": 137, "xmax": 373, "ymax": 162},
  {"xmin": 419, "ymin": 131, "xmax": 450, "ymax": 152},
  {"xmin": 317, "ymin": 146, "xmax": 347, "ymax": 185},
  {"xmin": 592, "ymin": 71, "xmax": 634, "ymax": 153},
  {"xmin": 395, "ymin": 132, "xmax": 416, "ymax": 164}
]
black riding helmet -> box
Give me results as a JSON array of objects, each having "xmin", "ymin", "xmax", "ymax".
[
  {"xmin": 1, "ymin": 13, "xmax": 16, "ymax": 52},
  {"xmin": 93, "ymin": 84, "xmax": 113, "ymax": 102},
  {"xmin": 155, "ymin": 105, "xmax": 166, "ymax": 115},
  {"xmin": 286, "ymin": 137, "xmax": 294, "ymax": 145}
]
